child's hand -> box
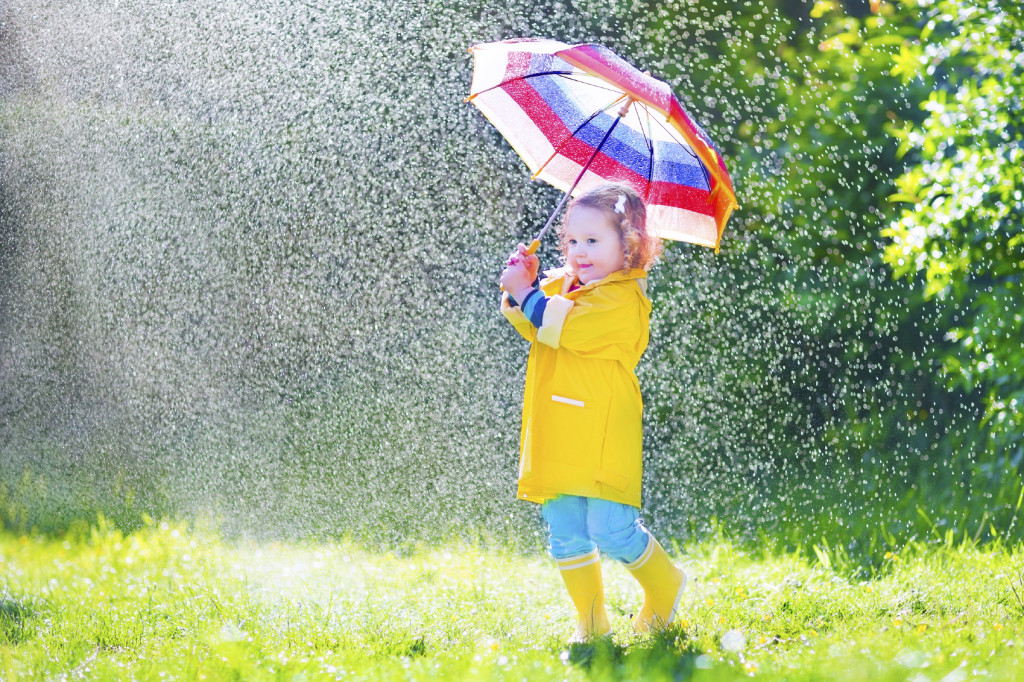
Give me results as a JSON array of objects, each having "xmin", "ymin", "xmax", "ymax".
[
  {"xmin": 506, "ymin": 243, "xmax": 540, "ymax": 282},
  {"xmin": 500, "ymin": 258, "xmax": 536, "ymax": 303}
]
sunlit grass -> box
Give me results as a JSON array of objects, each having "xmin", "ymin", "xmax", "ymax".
[{"xmin": 2, "ymin": 518, "xmax": 1023, "ymax": 680}]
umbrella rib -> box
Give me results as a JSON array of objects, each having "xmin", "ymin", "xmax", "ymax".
[
  {"xmin": 634, "ymin": 105, "xmax": 655, "ymax": 202},
  {"xmin": 470, "ymin": 72, "xmax": 625, "ymax": 103},
  {"xmin": 467, "ymin": 70, "xmax": 575, "ymax": 100},
  {"xmin": 650, "ymin": 114, "xmax": 714, "ymax": 192},
  {"xmin": 555, "ymin": 74, "xmax": 625, "ymax": 94},
  {"xmin": 650, "ymin": 115, "xmax": 699, "ymax": 160},
  {"xmin": 530, "ymin": 94, "xmax": 629, "ymax": 180}
]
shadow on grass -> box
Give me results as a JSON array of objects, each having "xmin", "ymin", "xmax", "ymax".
[{"xmin": 565, "ymin": 629, "xmax": 702, "ymax": 681}]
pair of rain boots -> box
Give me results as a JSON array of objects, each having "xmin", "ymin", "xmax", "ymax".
[{"xmin": 557, "ymin": 538, "xmax": 686, "ymax": 642}]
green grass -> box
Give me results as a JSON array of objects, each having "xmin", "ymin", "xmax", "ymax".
[{"xmin": 2, "ymin": 518, "xmax": 1024, "ymax": 680}]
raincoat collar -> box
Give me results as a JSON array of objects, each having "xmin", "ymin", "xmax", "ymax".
[{"xmin": 541, "ymin": 266, "xmax": 649, "ymax": 297}]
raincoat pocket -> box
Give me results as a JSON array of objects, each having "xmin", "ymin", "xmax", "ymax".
[{"xmin": 539, "ymin": 392, "xmax": 606, "ymax": 469}]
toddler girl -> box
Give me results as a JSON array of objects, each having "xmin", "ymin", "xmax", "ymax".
[{"xmin": 499, "ymin": 182, "xmax": 685, "ymax": 642}]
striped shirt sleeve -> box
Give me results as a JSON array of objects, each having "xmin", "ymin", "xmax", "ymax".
[{"xmin": 509, "ymin": 288, "xmax": 548, "ymax": 328}]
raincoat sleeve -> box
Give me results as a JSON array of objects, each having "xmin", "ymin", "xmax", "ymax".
[
  {"xmin": 500, "ymin": 291, "xmax": 538, "ymax": 342},
  {"xmin": 547, "ymin": 282, "xmax": 645, "ymax": 360}
]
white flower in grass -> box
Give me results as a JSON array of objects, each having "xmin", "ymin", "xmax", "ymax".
[{"xmin": 720, "ymin": 629, "xmax": 746, "ymax": 652}]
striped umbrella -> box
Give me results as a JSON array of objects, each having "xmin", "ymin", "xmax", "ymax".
[{"xmin": 467, "ymin": 38, "xmax": 738, "ymax": 251}]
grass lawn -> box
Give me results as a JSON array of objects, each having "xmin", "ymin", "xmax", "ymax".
[{"xmin": 2, "ymin": 518, "xmax": 1023, "ymax": 680}]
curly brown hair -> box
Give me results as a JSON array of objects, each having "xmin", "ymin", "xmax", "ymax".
[{"xmin": 557, "ymin": 183, "xmax": 662, "ymax": 271}]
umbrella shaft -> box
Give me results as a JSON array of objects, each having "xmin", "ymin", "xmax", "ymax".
[
  {"xmin": 531, "ymin": 98, "xmax": 633, "ymax": 248},
  {"xmin": 531, "ymin": 185, "xmax": 574, "ymax": 250}
]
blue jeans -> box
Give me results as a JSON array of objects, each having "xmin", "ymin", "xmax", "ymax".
[{"xmin": 541, "ymin": 495, "xmax": 652, "ymax": 564}]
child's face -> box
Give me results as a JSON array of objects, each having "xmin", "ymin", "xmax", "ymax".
[{"xmin": 563, "ymin": 205, "xmax": 626, "ymax": 285}]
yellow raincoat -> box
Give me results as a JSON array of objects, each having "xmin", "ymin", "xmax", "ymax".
[{"xmin": 501, "ymin": 267, "xmax": 651, "ymax": 508}]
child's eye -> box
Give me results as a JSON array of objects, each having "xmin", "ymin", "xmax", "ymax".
[{"xmin": 588, "ymin": 238, "xmax": 597, "ymax": 244}]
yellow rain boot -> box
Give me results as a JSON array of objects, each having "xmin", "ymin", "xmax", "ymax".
[
  {"xmin": 556, "ymin": 549, "xmax": 612, "ymax": 643},
  {"xmin": 626, "ymin": 537, "xmax": 686, "ymax": 634}
]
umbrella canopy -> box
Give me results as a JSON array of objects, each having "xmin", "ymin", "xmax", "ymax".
[{"xmin": 467, "ymin": 38, "xmax": 738, "ymax": 250}]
